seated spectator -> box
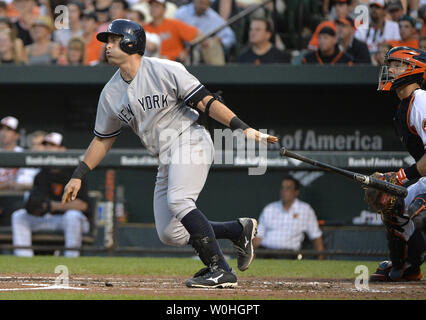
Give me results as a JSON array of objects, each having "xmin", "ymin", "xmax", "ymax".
[
  {"xmin": 23, "ymin": 16, "xmax": 60, "ymax": 65},
  {"xmin": 303, "ymin": 26, "xmax": 353, "ymax": 65},
  {"xmin": 0, "ymin": 116, "xmax": 22, "ymax": 191},
  {"xmin": 308, "ymin": 0, "xmax": 352, "ymax": 51},
  {"xmin": 11, "ymin": 132, "xmax": 91, "ymax": 258},
  {"xmin": 336, "ymin": 16, "xmax": 371, "ymax": 63},
  {"xmin": 419, "ymin": 5, "xmax": 426, "ymax": 38},
  {"xmin": 94, "ymin": 0, "xmax": 113, "ymax": 29},
  {"xmin": 11, "ymin": 0, "xmax": 39, "ymax": 46},
  {"xmin": 0, "ymin": 17, "xmax": 25, "ymax": 61},
  {"xmin": 144, "ymin": 0, "xmax": 200, "ymax": 62},
  {"xmin": 81, "ymin": 10, "xmax": 103, "ymax": 65},
  {"xmin": 175, "ymin": 0, "xmax": 235, "ymax": 64},
  {"xmin": 388, "ymin": 15, "xmax": 419, "ymax": 48},
  {"xmin": 0, "ymin": 28, "xmax": 24, "ymax": 63},
  {"xmin": 126, "ymin": 8, "xmax": 161, "ymax": 57},
  {"xmin": 354, "ymin": 0, "xmax": 400, "ymax": 59},
  {"xmin": 110, "ymin": 0, "xmax": 129, "ymax": 20},
  {"xmin": 65, "ymin": 37, "xmax": 86, "ymax": 65},
  {"xmin": 53, "ymin": 1, "xmax": 84, "ymax": 52},
  {"xmin": 132, "ymin": 0, "xmax": 177, "ymax": 24},
  {"xmin": 420, "ymin": 36, "xmax": 426, "ymax": 51},
  {"xmin": 0, "ymin": 1, "xmax": 6, "ymax": 17},
  {"xmin": 386, "ymin": 0, "xmax": 404, "ymax": 22},
  {"xmin": 238, "ymin": 17, "xmax": 291, "ymax": 64},
  {"xmin": 371, "ymin": 40, "xmax": 391, "ymax": 65},
  {"xmin": 253, "ymin": 175, "xmax": 324, "ymax": 260},
  {"xmin": 210, "ymin": 0, "xmax": 239, "ymax": 21}
]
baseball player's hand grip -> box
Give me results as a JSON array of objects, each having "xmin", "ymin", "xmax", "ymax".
[{"xmin": 280, "ymin": 147, "xmax": 408, "ymax": 198}]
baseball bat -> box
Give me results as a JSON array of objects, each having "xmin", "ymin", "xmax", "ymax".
[{"xmin": 280, "ymin": 148, "xmax": 408, "ymax": 198}]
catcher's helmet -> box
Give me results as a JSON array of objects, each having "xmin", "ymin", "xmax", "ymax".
[
  {"xmin": 378, "ymin": 46, "xmax": 426, "ymax": 91},
  {"xmin": 97, "ymin": 19, "xmax": 146, "ymax": 56}
]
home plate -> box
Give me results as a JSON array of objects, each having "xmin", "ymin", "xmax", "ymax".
[{"xmin": 0, "ymin": 284, "xmax": 88, "ymax": 291}]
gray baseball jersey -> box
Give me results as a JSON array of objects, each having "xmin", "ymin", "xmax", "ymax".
[
  {"xmin": 94, "ymin": 56, "xmax": 215, "ymax": 247},
  {"xmin": 94, "ymin": 57, "xmax": 204, "ymax": 155}
]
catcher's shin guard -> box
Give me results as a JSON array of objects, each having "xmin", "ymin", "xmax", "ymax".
[{"xmin": 406, "ymin": 229, "xmax": 426, "ymax": 269}]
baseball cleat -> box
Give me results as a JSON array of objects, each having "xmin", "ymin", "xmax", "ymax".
[
  {"xmin": 192, "ymin": 266, "xmax": 210, "ymax": 278},
  {"xmin": 185, "ymin": 266, "xmax": 237, "ymax": 288},
  {"xmin": 369, "ymin": 261, "xmax": 393, "ymax": 282},
  {"xmin": 232, "ymin": 218, "xmax": 257, "ymax": 271},
  {"xmin": 370, "ymin": 261, "xmax": 423, "ymax": 282}
]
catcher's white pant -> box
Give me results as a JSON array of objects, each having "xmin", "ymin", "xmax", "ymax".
[
  {"xmin": 11, "ymin": 208, "xmax": 89, "ymax": 257},
  {"xmin": 396, "ymin": 177, "xmax": 426, "ymax": 241}
]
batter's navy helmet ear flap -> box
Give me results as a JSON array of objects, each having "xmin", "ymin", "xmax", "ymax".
[
  {"xmin": 97, "ymin": 19, "xmax": 146, "ymax": 56},
  {"xmin": 378, "ymin": 46, "xmax": 426, "ymax": 91}
]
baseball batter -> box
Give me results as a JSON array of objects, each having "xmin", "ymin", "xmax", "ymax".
[
  {"xmin": 62, "ymin": 19, "xmax": 278, "ymax": 288},
  {"xmin": 364, "ymin": 46, "xmax": 426, "ymax": 282}
]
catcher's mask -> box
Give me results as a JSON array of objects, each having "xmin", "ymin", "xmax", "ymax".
[{"xmin": 378, "ymin": 46, "xmax": 426, "ymax": 91}]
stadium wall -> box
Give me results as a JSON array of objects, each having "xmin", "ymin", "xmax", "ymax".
[{"xmin": 0, "ymin": 65, "xmax": 405, "ymax": 224}]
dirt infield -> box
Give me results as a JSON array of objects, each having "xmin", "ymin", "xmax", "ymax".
[{"xmin": 0, "ymin": 274, "xmax": 424, "ymax": 299}]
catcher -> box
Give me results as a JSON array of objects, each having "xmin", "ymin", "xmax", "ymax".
[{"xmin": 364, "ymin": 46, "xmax": 426, "ymax": 282}]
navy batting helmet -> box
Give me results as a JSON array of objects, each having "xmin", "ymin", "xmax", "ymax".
[{"xmin": 97, "ymin": 19, "xmax": 146, "ymax": 56}]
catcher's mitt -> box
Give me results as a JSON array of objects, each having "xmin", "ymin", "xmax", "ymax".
[
  {"xmin": 25, "ymin": 193, "xmax": 51, "ymax": 216},
  {"xmin": 364, "ymin": 172, "xmax": 407, "ymax": 234}
]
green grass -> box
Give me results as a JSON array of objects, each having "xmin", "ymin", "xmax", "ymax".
[{"xmin": 0, "ymin": 255, "xmax": 395, "ymax": 278}]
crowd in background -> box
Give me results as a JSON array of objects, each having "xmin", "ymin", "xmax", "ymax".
[{"xmin": 0, "ymin": 0, "xmax": 426, "ymax": 65}]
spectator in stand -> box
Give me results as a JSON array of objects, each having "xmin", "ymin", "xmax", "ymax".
[
  {"xmin": 0, "ymin": 1, "xmax": 6, "ymax": 17},
  {"xmin": 0, "ymin": 28, "xmax": 24, "ymax": 63},
  {"xmin": 23, "ymin": 16, "xmax": 60, "ymax": 65},
  {"xmin": 81, "ymin": 10, "xmax": 103, "ymax": 65},
  {"xmin": 110, "ymin": 0, "xmax": 129, "ymax": 20},
  {"xmin": 371, "ymin": 40, "xmax": 391, "ymax": 65},
  {"xmin": 132, "ymin": 0, "xmax": 177, "ymax": 24},
  {"xmin": 0, "ymin": 17, "xmax": 24, "ymax": 59},
  {"xmin": 303, "ymin": 26, "xmax": 354, "ymax": 65},
  {"xmin": 126, "ymin": 8, "xmax": 161, "ymax": 57},
  {"xmin": 420, "ymin": 35, "xmax": 426, "ymax": 50},
  {"xmin": 65, "ymin": 37, "xmax": 86, "ymax": 65},
  {"xmin": 388, "ymin": 15, "xmax": 419, "ymax": 48},
  {"xmin": 419, "ymin": 5, "xmax": 426, "ymax": 38},
  {"xmin": 94, "ymin": 0, "xmax": 112, "ymax": 27},
  {"xmin": 12, "ymin": 0, "xmax": 39, "ymax": 46},
  {"xmin": 175, "ymin": 0, "xmax": 235, "ymax": 64},
  {"xmin": 53, "ymin": 1, "xmax": 84, "ymax": 51},
  {"xmin": 336, "ymin": 16, "xmax": 371, "ymax": 63},
  {"xmin": 386, "ymin": 0, "xmax": 405, "ymax": 22},
  {"xmin": 253, "ymin": 175, "xmax": 325, "ymax": 260},
  {"xmin": 210, "ymin": 0, "xmax": 239, "ymax": 21},
  {"xmin": 308, "ymin": 0, "xmax": 352, "ymax": 51},
  {"xmin": 354, "ymin": 0, "xmax": 400, "ymax": 59},
  {"xmin": 144, "ymin": 0, "xmax": 201, "ymax": 62},
  {"xmin": 238, "ymin": 17, "xmax": 290, "ymax": 64},
  {"xmin": 11, "ymin": 132, "xmax": 91, "ymax": 258}
]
